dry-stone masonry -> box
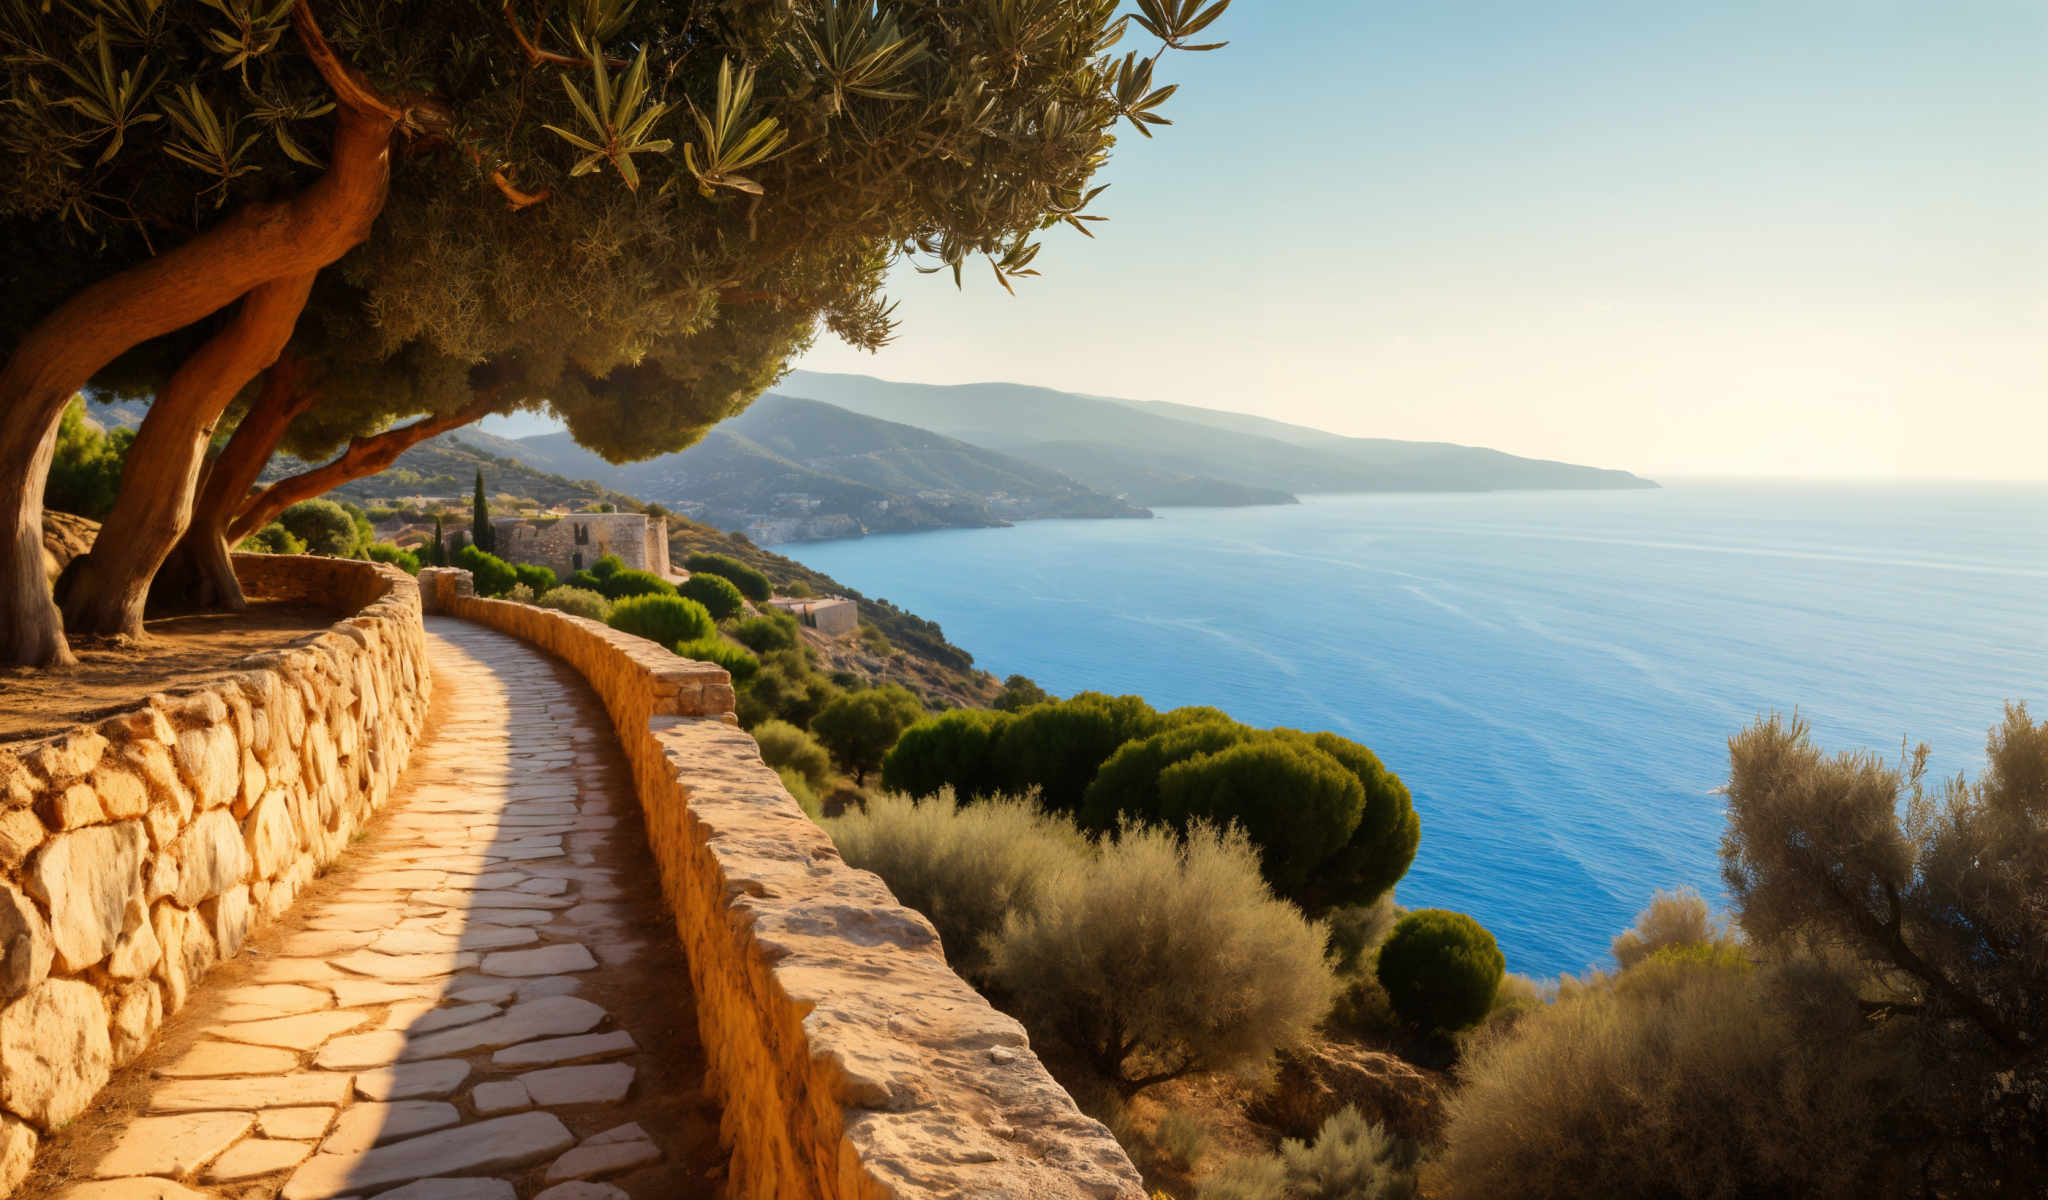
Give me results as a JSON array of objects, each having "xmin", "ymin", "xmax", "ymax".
[
  {"xmin": 427, "ymin": 570, "xmax": 1146, "ymax": 1199},
  {"xmin": 0, "ymin": 556, "xmax": 430, "ymax": 1196}
]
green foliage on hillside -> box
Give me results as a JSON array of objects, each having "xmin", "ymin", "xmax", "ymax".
[
  {"xmin": 606, "ymin": 594, "xmax": 714, "ymax": 648},
  {"xmin": 1375, "ymin": 910, "xmax": 1505, "ymax": 1035},
  {"xmin": 365, "ymin": 542, "xmax": 421, "ymax": 574},
  {"xmin": 680, "ymin": 573, "xmax": 747, "ymax": 620},
  {"xmin": 537, "ymin": 587, "xmax": 611, "ymax": 622},
  {"xmin": 810, "ymin": 684, "xmax": 926, "ymax": 784},
  {"xmin": 514, "ymin": 563, "xmax": 558, "ymax": 594},
  {"xmin": 47, "ymin": 398, "xmax": 132, "ymax": 520},
  {"xmin": 237, "ymin": 523, "xmax": 304, "ymax": 555},
  {"xmin": 685, "ymin": 553, "xmax": 772, "ymax": 602},
  {"xmin": 279, "ymin": 500, "xmax": 363, "ymax": 558},
  {"xmin": 675, "ymin": 636, "xmax": 758, "ymax": 683},
  {"xmin": 452, "ymin": 544, "xmax": 517, "ymax": 596},
  {"xmin": 880, "ymin": 708, "xmax": 1010, "ymax": 801},
  {"xmin": 598, "ymin": 568, "xmax": 675, "ymax": 600}
]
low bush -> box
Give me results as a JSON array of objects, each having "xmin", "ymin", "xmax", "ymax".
[
  {"xmin": 1325, "ymin": 896, "xmax": 1401, "ymax": 976},
  {"xmin": 452, "ymin": 543, "xmax": 517, "ymax": 596},
  {"xmin": 1196, "ymin": 1156, "xmax": 1290, "ymax": 1200},
  {"xmin": 735, "ymin": 648, "xmax": 842, "ymax": 729},
  {"xmin": 731, "ymin": 613, "xmax": 797, "ymax": 653},
  {"xmin": 599, "ymin": 568, "xmax": 676, "ymax": 600},
  {"xmin": 589, "ymin": 553, "xmax": 626, "ymax": 579},
  {"xmin": 825, "ymin": 792, "xmax": 1088, "ymax": 976},
  {"xmin": 536, "ymin": 586, "xmax": 610, "ymax": 621},
  {"xmin": 1440, "ymin": 961, "xmax": 1893, "ymax": 1200},
  {"xmin": 1610, "ymin": 887, "xmax": 1732, "ymax": 970},
  {"xmin": 606, "ymin": 594, "xmax": 714, "ymax": 647},
  {"xmin": 992, "ymin": 692, "xmax": 1162, "ymax": 814},
  {"xmin": 680, "ymin": 573, "xmax": 747, "ymax": 620},
  {"xmin": 675, "ymin": 636, "xmax": 759, "ymax": 683},
  {"xmin": 506, "ymin": 582, "xmax": 535, "ymax": 604},
  {"xmin": 810, "ymin": 684, "xmax": 926, "ymax": 784},
  {"xmin": 778, "ymin": 766, "xmax": 823, "ymax": 821},
  {"xmin": 856, "ymin": 621, "xmax": 893, "ymax": 655},
  {"xmin": 1278, "ymin": 1106, "xmax": 1417, "ymax": 1200},
  {"xmin": 237, "ymin": 523, "xmax": 305, "ymax": 555},
  {"xmin": 1375, "ymin": 909, "xmax": 1504, "ymax": 1034},
  {"xmin": 1153, "ymin": 1109, "xmax": 1210, "ymax": 1173},
  {"xmin": 880, "ymin": 707, "xmax": 1013, "ymax": 801},
  {"xmin": 365, "ymin": 542, "xmax": 420, "ymax": 574},
  {"xmin": 750, "ymin": 719, "xmax": 832, "ymax": 790},
  {"xmin": 985, "ymin": 821, "xmax": 1337, "ymax": 1091},
  {"xmin": 993, "ymin": 673, "xmax": 1052, "ymax": 712},
  {"xmin": 685, "ymin": 552, "xmax": 771, "ymax": 601},
  {"xmin": 279, "ymin": 498, "xmax": 361, "ymax": 557},
  {"xmin": 514, "ymin": 563, "xmax": 557, "ymax": 594},
  {"xmin": 567, "ymin": 569, "xmax": 603, "ymax": 592}
]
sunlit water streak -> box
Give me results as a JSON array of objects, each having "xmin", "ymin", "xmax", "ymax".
[{"xmin": 786, "ymin": 483, "xmax": 2048, "ymax": 978}]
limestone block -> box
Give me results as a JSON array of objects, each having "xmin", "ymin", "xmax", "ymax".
[
  {"xmin": 96, "ymin": 702, "xmax": 173, "ymax": 746},
  {"xmin": 166, "ymin": 690, "xmax": 227, "ymax": 728},
  {"xmin": 243, "ymin": 789, "xmax": 297, "ymax": 880},
  {"xmin": 144, "ymin": 855, "xmax": 180, "ymax": 904},
  {"xmin": 0, "ymin": 807, "xmax": 44, "ymax": 872},
  {"xmin": 24, "ymin": 819, "xmax": 146, "ymax": 973},
  {"xmin": 202, "ymin": 885, "xmax": 253, "ymax": 960},
  {"xmin": 0, "ymin": 978, "xmax": 111, "ymax": 1132},
  {"xmin": 120, "ymin": 740, "xmax": 190, "ymax": 822},
  {"xmin": 152, "ymin": 896, "xmax": 191, "ymax": 1007},
  {"xmin": 0, "ymin": 883, "xmax": 53, "ymax": 1004},
  {"xmin": 173, "ymin": 722, "xmax": 238, "ymax": 811},
  {"xmin": 36, "ymin": 782, "xmax": 106, "ymax": 830},
  {"xmin": 90, "ymin": 762, "xmax": 150, "ymax": 820},
  {"xmin": 172, "ymin": 808, "xmax": 251, "ymax": 907},
  {"xmin": 0, "ymin": 754, "xmax": 40, "ymax": 812},
  {"xmin": 26, "ymin": 730, "xmax": 107, "ymax": 785},
  {"xmin": 104, "ymin": 894, "xmax": 161, "ymax": 979},
  {"xmin": 108, "ymin": 980, "xmax": 162, "ymax": 1068},
  {"xmin": 236, "ymin": 749, "xmax": 267, "ymax": 815},
  {"xmin": 0, "ymin": 1114, "xmax": 33, "ymax": 1198}
]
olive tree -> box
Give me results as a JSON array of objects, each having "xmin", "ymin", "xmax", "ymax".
[{"xmin": 0, "ymin": 0, "xmax": 1233, "ymax": 664}]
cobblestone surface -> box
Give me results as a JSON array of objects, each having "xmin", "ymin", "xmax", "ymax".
[{"xmin": 18, "ymin": 622, "xmax": 724, "ymax": 1198}]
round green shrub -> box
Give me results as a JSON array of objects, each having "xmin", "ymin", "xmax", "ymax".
[
  {"xmin": 567, "ymin": 569, "xmax": 603, "ymax": 592},
  {"xmin": 278, "ymin": 498, "xmax": 360, "ymax": 557},
  {"xmin": 514, "ymin": 563, "xmax": 557, "ymax": 594},
  {"xmin": 735, "ymin": 650, "xmax": 842, "ymax": 729},
  {"xmin": 599, "ymin": 567, "xmax": 676, "ymax": 599},
  {"xmin": 752, "ymin": 719, "xmax": 833, "ymax": 789},
  {"xmin": 1281, "ymin": 730, "xmax": 1420, "ymax": 909},
  {"xmin": 680, "ymin": 573, "xmax": 746, "ymax": 620},
  {"xmin": 1157, "ymin": 738, "xmax": 1365, "ymax": 900},
  {"xmin": 732, "ymin": 613, "xmax": 797, "ymax": 653},
  {"xmin": 991, "ymin": 692, "xmax": 1161, "ymax": 815},
  {"xmin": 883, "ymin": 708, "xmax": 1015, "ymax": 801},
  {"xmin": 674, "ymin": 636, "xmax": 758, "ymax": 683},
  {"xmin": 589, "ymin": 554, "xmax": 626, "ymax": 579},
  {"xmin": 237, "ymin": 522, "xmax": 305, "ymax": 555},
  {"xmin": 810, "ymin": 685, "xmax": 927, "ymax": 785},
  {"xmin": 452, "ymin": 543, "xmax": 517, "ymax": 596},
  {"xmin": 1375, "ymin": 909, "xmax": 1504, "ymax": 1034},
  {"xmin": 685, "ymin": 552, "xmax": 771, "ymax": 601},
  {"xmin": 365, "ymin": 541, "xmax": 420, "ymax": 574},
  {"xmin": 536, "ymin": 586, "xmax": 610, "ymax": 621},
  {"xmin": 606, "ymin": 594, "xmax": 714, "ymax": 647},
  {"xmin": 1079, "ymin": 720, "xmax": 1251, "ymax": 830}
]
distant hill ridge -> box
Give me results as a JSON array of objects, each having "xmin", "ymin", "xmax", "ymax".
[{"xmin": 775, "ymin": 370, "xmax": 1657, "ymax": 497}]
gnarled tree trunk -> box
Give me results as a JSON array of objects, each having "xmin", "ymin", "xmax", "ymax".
[
  {"xmin": 59, "ymin": 274, "xmax": 316, "ymax": 635},
  {"xmin": 153, "ymin": 354, "xmax": 318, "ymax": 612},
  {"xmin": 227, "ymin": 394, "xmax": 503, "ymax": 545},
  {"xmin": 0, "ymin": 90, "xmax": 396, "ymax": 662}
]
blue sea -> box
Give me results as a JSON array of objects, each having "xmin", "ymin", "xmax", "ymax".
[{"xmin": 784, "ymin": 484, "xmax": 2047, "ymax": 979}]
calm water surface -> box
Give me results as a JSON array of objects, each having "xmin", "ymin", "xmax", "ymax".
[{"xmin": 786, "ymin": 483, "xmax": 2047, "ymax": 977}]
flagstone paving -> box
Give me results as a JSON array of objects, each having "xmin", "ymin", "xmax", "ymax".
[{"xmin": 17, "ymin": 620, "xmax": 724, "ymax": 1198}]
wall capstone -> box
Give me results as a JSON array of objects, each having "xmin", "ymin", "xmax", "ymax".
[
  {"xmin": 0, "ymin": 555, "xmax": 431, "ymax": 1197},
  {"xmin": 430, "ymin": 566, "xmax": 1145, "ymax": 1200}
]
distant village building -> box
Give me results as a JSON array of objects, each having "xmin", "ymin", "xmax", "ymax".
[
  {"xmin": 489, "ymin": 512, "xmax": 670, "ymax": 579},
  {"xmin": 767, "ymin": 596, "xmax": 859, "ymax": 638}
]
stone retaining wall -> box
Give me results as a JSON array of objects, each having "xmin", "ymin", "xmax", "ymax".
[
  {"xmin": 423, "ymin": 569, "xmax": 1144, "ymax": 1199},
  {"xmin": 0, "ymin": 556, "xmax": 431, "ymax": 1195}
]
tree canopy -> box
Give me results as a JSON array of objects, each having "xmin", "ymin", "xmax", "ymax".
[{"xmin": 0, "ymin": 0, "xmax": 1233, "ymax": 664}]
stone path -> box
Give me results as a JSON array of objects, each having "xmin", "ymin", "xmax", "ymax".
[{"xmin": 18, "ymin": 620, "xmax": 724, "ymax": 1198}]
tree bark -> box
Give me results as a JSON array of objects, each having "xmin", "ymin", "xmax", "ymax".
[
  {"xmin": 59, "ymin": 274, "xmax": 317, "ymax": 635},
  {"xmin": 227, "ymin": 394, "xmax": 503, "ymax": 544},
  {"xmin": 154, "ymin": 355, "xmax": 319, "ymax": 612},
  {"xmin": 0, "ymin": 86, "xmax": 396, "ymax": 662}
]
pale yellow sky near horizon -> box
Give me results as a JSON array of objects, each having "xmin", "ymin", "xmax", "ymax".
[{"xmin": 794, "ymin": 5, "xmax": 2047, "ymax": 483}]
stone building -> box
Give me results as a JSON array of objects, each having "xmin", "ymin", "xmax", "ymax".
[
  {"xmin": 766, "ymin": 596, "xmax": 859, "ymax": 638},
  {"xmin": 490, "ymin": 512, "xmax": 670, "ymax": 579}
]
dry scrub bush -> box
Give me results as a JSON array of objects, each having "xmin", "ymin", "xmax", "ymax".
[
  {"xmin": 1152, "ymin": 1109, "xmax": 1211, "ymax": 1173},
  {"xmin": 1610, "ymin": 886, "xmax": 1733, "ymax": 969},
  {"xmin": 825, "ymin": 791, "xmax": 1087, "ymax": 976},
  {"xmin": 1195, "ymin": 1107, "xmax": 1415, "ymax": 1200},
  {"xmin": 751, "ymin": 719, "xmax": 832, "ymax": 790},
  {"xmin": 985, "ymin": 822, "xmax": 1337, "ymax": 1092},
  {"xmin": 1441, "ymin": 959, "xmax": 1900, "ymax": 1200},
  {"xmin": 536, "ymin": 586, "xmax": 610, "ymax": 621},
  {"xmin": 776, "ymin": 766, "xmax": 823, "ymax": 822}
]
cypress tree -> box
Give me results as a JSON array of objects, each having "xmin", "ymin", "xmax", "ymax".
[
  {"xmin": 471, "ymin": 470, "xmax": 494, "ymax": 554},
  {"xmin": 431, "ymin": 515, "xmax": 446, "ymax": 566}
]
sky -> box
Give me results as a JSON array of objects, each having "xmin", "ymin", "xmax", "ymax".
[{"xmin": 782, "ymin": 2, "xmax": 2046, "ymax": 481}]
